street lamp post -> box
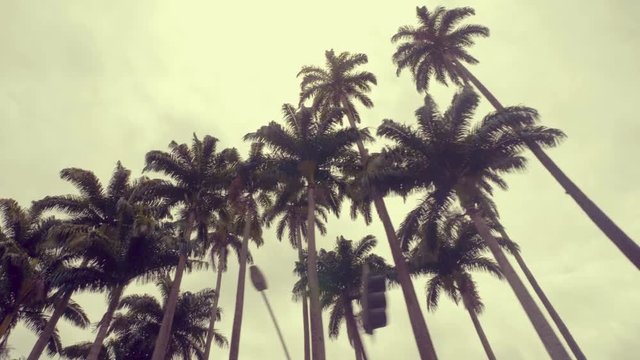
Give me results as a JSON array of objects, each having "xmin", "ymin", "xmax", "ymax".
[{"xmin": 250, "ymin": 265, "xmax": 292, "ymax": 360}]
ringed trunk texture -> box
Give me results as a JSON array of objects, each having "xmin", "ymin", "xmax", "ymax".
[
  {"xmin": 204, "ymin": 267, "xmax": 224, "ymax": 359},
  {"xmin": 26, "ymin": 291, "xmax": 73, "ymax": 360},
  {"xmin": 297, "ymin": 229, "xmax": 311, "ymax": 360},
  {"xmin": 453, "ymin": 59, "xmax": 640, "ymax": 270},
  {"xmin": 342, "ymin": 99, "xmax": 438, "ymax": 360},
  {"xmin": 498, "ymin": 228, "xmax": 586, "ymax": 360},
  {"xmin": 344, "ymin": 298, "xmax": 367, "ymax": 360},
  {"xmin": 459, "ymin": 287, "xmax": 496, "ymax": 360},
  {"xmin": 87, "ymin": 284, "xmax": 125, "ymax": 360},
  {"xmin": 151, "ymin": 213, "xmax": 194, "ymax": 360},
  {"xmin": 305, "ymin": 185, "xmax": 326, "ymax": 360},
  {"xmin": 228, "ymin": 217, "xmax": 254, "ymax": 360},
  {"xmin": 468, "ymin": 209, "xmax": 571, "ymax": 360}
]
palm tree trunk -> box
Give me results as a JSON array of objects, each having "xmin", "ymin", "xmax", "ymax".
[
  {"xmin": 305, "ymin": 185, "xmax": 326, "ymax": 360},
  {"xmin": 343, "ymin": 298, "xmax": 368, "ymax": 360},
  {"xmin": 453, "ymin": 59, "xmax": 640, "ymax": 270},
  {"xmin": 341, "ymin": 96, "xmax": 439, "ymax": 360},
  {"xmin": 467, "ymin": 208, "xmax": 571, "ymax": 359},
  {"xmin": 26, "ymin": 290, "xmax": 73, "ymax": 360},
  {"xmin": 228, "ymin": 215, "xmax": 254, "ymax": 360},
  {"xmin": 297, "ymin": 229, "xmax": 311, "ymax": 360},
  {"xmin": 497, "ymin": 228, "xmax": 586, "ymax": 360},
  {"xmin": 87, "ymin": 284, "xmax": 125, "ymax": 360},
  {"xmin": 151, "ymin": 213, "xmax": 195, "ymax": 360},
  {"xmin": 204, "ymin": 267, "xmax": 224, "ymax": 359},
  {"xmin": 459, "ymin": 287, "xmax": 496, "ymax": 360},
  {"xmin": 0, "ymin": 309, "xmax": 18, "ymax": 339}
]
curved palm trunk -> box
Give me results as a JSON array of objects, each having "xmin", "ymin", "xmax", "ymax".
[
  {"xmin": 453, "ymin": 59, "xmax": 640, "ymax": 270},
  {"xmin": 468, "ymin": 209, "xmax": 571, "ymax": 359},
  {"xmin": 497, "ymin": 228, "xmax": 586, "ymax": 360},
  {"xmin": 342, "ymin": 100, "xmax": 438, "ymax": 360},
  {"xmin": 297, "ymin": 229, "xmax": 311, "ymax": 360},
  {"xmin": 305, "ymin": 185, "xmax": 326, "ymax": 360},
  {"xmin": 87, "ymin": 284, "xmax": 125, "ymax": 360},
  {"xmin": 459, "ymin": 287, "xmax": 496, "ymax": 360},
  {"xmin": 26, "ymin": 290, "xmax": 73, "ymax": 360},
  {"xmin": 151, "ymin": 213, "xmax": 194, "ymax": 360},
  {"xmin": 343, "ymin": 298, "xmax": 367, "ymax": 360},
  {"xmin": 204, "ymin": 267, "xmax": 224, "ymax": 359},
  {"xmin": 228, "ymin": 216, "xmax": 254, "ymax": 360}
]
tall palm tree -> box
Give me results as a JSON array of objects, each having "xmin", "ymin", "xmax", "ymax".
[
  {"xmin": 0, "ymin": 199, "xmax": 50, "ymax": 338},
  {"xmin": 143, "ymin": 134, "xmax": 237, "ymax": 360},
  {"xmin": 0, "ymin": 199, "xmax": 91, "ymax": 358},
  {"xmin": 314, "ymin": 235, "xmax": 390, "ymax": 360},
  {"xmin": 408, "ymin": 215, "xmax": 503, "ymax": 360},
  {"xmin": 264, "ymin": 185, "xmax": 330, "ymax": 360},
  {"xmin": 298, "ymin": 50, "xmax": 438, "ymax": 360},
  {"xmin": 226, "ymin": 143, "xmax": 272, "ymax": 360},
  {"xmin": 391, "ymin": 5, "xmax": 639, "ymax": 270},
  {"xmin": 378, "ymin": 87, "xmax": 571, "ymax": 359},
  {"xmin": 61, "ymin": 277, "xmax": 227, "ymax": 360},
  {"xmin": 202, "ymin": 208, "xmax": 243, "ymax": 360},
  {"xmin": 31, "ymin": 163, "xmax": 179, "ymax": 360},
  {"xmin": 245, "ymin": 104, "xmax": 360, "ymax": 360}
]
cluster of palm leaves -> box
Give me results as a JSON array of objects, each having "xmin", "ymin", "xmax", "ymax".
[{"xmin": 1, "ymin": 5, "xmax": 636, "ymax": 360}]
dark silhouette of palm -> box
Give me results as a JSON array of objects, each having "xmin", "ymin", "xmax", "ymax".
[
  {"xmin": 392, "ymin": 5, "xmax": 638, "ymax": 272},
  {"xmin": 143, "ymin": 134, "xmax": 236, "ymax": 360},
  {"xmin": 409, "ymin": 214, "xmax": 502, "ymax": 360},
  {"xmin": 245, "ymin": 103, "xmax": 362, "ymax": 360},
  {"xmin": 378, "ymin": 86, "xmax": 570, "ymax": 359}
]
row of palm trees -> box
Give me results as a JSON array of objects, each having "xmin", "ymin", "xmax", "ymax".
[{"xmin": 1, "ymin": 4, "xmax": 636, "ymax": 360}]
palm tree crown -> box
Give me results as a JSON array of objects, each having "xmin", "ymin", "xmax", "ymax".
[
  {"xmin": 377, "ymin": 87, "xmax": 564, "ymax": 248},
  {"xmin": 298, "ymin": 50, "xmax": 377, "ymax": 123},
  {"xmin": 392, "ymin": 6, "xmax": 488, "ymax": 91}
]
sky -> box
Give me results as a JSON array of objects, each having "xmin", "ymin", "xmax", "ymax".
[{"xmin": 1, "ymin": 0, "xmax": 639, "ymax": 359}]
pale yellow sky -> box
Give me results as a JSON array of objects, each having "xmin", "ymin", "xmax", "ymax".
[{"xmin": 1, "ymin": 1, "xmax": 639, "ymax": 359}]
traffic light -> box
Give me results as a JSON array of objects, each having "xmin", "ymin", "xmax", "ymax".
[{"xmin": 361, "ymin": 264, "xmax": 387, "ymax": 334}]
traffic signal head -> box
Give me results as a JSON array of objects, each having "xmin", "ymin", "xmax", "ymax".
[{"xmin": 361, "ymin": 264, "xmax": 387, "ymax": 334}]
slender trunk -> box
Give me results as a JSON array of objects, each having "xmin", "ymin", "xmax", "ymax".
[
  {"xmin": 343, "ymin": 298, "xmax": 367, "ymax": 360},
  {"xmin": 228, "ymin": 216, "xmax": 254, "ymax": 360},
  {"xmin": 151, "ymin": 213, "xmax": 195, "ymax": 360},
  {"xmin": 305, "ymin": 185, "xmax": 326, "ymax": 360},
  {"xmin": 497, "ymin": 228, "xmax": 586, "ymax": 360},
  {"xmin": 204, "ymin": 268, "xmax": 224, "ymax": 359},
  {"xmin": 87, "ymin": 284, "xmax": 125, "ymax": 360},
  {"xmin": 0, "ymin": 309, "xmax": 18, "ymax": 339},
  {"xmin": 453, "ymin": 59, "xmax": 640, "ymax": 270},
  {"xmin": 468, "ymin": 209, "xmax": 570, "ymax": 359},
  {"xmin": 459, "ymin": 285, "xmax": 496, "ymax": 360},
  {"xmin": 342, "ymin": 96, "xmax": 438, "ymax": 360},
  {"xmin": 297, "ymin": 229, "xmax": 311, "ymax": 360},
  {"xmin": 27, "ymin": 291, "xmax": 73, "ymax": 360}
]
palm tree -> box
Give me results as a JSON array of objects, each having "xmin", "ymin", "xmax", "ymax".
[
  {"xmin": 0, "ymin": 199, "xmax": 50, "ymax": 338},
  {"xmin": 0, "ymin": 199, "xmax": 91, "ymax": 358},
  {"xmin": 225, "ymin": 143, "xmax": 274, "ymax": 360},
  {"xmin": 377, "ymin": 87, "xmax": 571, "ymax": 359},
  {"xmin": 408, "ymin": 214, "xmax": 503, "ymax": 360},
  {"xmin": 245, "ymin": 104, "xmax": 360, "ymax": 360},
  {"xmin": 61, "ymin": 277, "xmax": 227, "ymax": 360},
  {"xmin": 264, "ymin": 185, "xmax": 331, "ymax": 360},
  {"xmin": 315, "ymin": 235, "xmax": 390, "ymax": 360},
  {"xmin": 391, "ymin": 5, "xmax": 639, "ymax": 270},
  {"xmin": 201, "ymin": 207, "xmax": 243, "ymax": 360},
  {"xmin": 31, "ymin": 163, "xmax": 179, "ymax": 360},
  {"xmin": 298, "ymin": 50, "xmax": 438, "ymax": 360},
  {"xmin": 143, "ymin": 134, "xmax": 236, "ymax": 360}
]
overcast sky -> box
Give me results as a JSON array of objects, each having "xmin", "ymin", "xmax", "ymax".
[{"xmin": 1, "ymin": 0, "xmax": 639, "ymax": 359}]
